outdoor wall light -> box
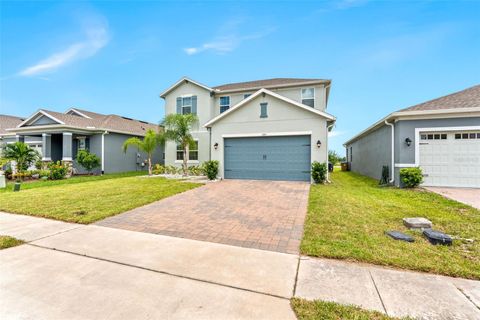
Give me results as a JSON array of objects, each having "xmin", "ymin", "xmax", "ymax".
[
  {"xmin": 405, "ymin": 137, "xmax": 412, "ymax": 147},
  {"xmin": 214, "ymin": 142, "xmax": 218, "ymax": 150},
  {"xmin": 316, "ymin": 140, "xmax": 321, "ymax": 148}
]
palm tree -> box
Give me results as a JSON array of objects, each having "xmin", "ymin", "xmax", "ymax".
[
  {"xmin": 122, "ymin": 129, "xmax": 164, "ymax": 176},
  {"xmin": 162, "ymin": 113, "xmax": 199, "ymax": 176},
  {"xmin": 1, "ymin": 142, "xmax": 39, "ymax": 174}
]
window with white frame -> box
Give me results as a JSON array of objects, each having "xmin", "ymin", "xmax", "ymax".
[
  {"xmin": 181, "ymin": 96, "xmax": 192, "ymax": 114},
  {"xmin": 176, "ymin": 141, "xmax": 198, "ymax": 161},
  {"xmin": 77, "ymin": 137, "xmax": 86, "ymax": 151},
  {"xmin": 454, "ymin": 132, "xmax": 480, "ymax": 140},
  {"xmin": 220, "ymin": 96, "xmax": 230, "ymax": 113},
  {"xmin": 301, "ymin": 88, "xmax": 315, "ymax": 107},
  {"xmin": 421, "ymin": 133, "xmax": 447, "ymax": 140}
]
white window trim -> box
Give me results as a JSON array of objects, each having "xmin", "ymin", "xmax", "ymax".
[
  {"xmin": 219, "ymin": 96, "xmax": 230, "ymax": 113},
  {"xmin": 181, "ymin": 96, "xmax": 193, "ymax": 115},
  {"xmin": 414, "ymin": 126, "xmax": 480, "ymax": 166},
  {"xmin": 176, "ymin": 140, "xmax": 199, "ymax": 161},
  {"xmin": 301, "ymin": 87, "xmax": 315, "ymax": 107}
]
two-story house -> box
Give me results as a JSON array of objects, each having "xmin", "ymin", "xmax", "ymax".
[{"xmin": 160, "ymin": 77, "xmax": 336, "ymax": 181}]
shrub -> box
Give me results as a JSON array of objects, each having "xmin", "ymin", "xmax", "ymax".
[
  {"xmin": 203, "ymin": 160, "xmax": 219, "ymax": 180},
  {"xmin": 152, "ymin": 164, "xmax": 165, "ymax": 175},
  {"xmin": 400, "ymin": 167, "xmax": 424, "ymax": 188},
  {"xmin": 47, "ymin": 161, "xmax": 68, "ymax": 180},
  {"xmin": 188, "ymin": 165, "xmax": 203, "ymax": 176},
  {"xmin": 39, "ymin": 170, "xmax": 50, "ymax": 178},
  {"xmin": 311, "ymin": 161, "xmax": 327, "ymax": 184},
  {"xmin": 164, "ymin": 165, "xmax": 178, "ymax": 175},
  {"xmin": 76, "ymin": 150, "xmax": 100, "ymax": 174}
]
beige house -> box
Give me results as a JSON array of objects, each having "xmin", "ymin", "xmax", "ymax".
[{"xmin": 160, "ymin": 77, "xmax": 336, "ymax": 181}]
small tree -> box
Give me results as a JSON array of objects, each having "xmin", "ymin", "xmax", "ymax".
[
  {"xmin": 76, "ymin": 150, "xmax": 101, "ymax": 174},
  {"xmin": 328, "ymin": 150, "xmax": 341, "ymax": 165},
  {"xmin": 162, "ymin": 113, "xmax": 199, "ymax": 176},
  {"xmin": 122, "ymin": 129, "xmax": 164, "ymax": 176},
  {"xmin": 1, "ymin": 142, "xmax": 39, "ymax": 174}
]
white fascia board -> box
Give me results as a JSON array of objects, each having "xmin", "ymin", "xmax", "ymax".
[
  {"xmin": 17, "ymin": 109, "xmax": 65, "ymax": 127},
  {"xmin": 159, "ymin": 77, "xmax": 214, "ymax": 98},
  {"xmin": 214, "ymin": 79, "xmax": 331, "ymax": 94},
  {"xmin": 65, "ymin": 108, "xmax": 92, "ymax": 119},
  {"xmin": 204, "ymin": 88, "xmax": 336, "ymax": 127}
]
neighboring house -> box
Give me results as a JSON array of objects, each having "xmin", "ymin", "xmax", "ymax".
[
  {"xmin": 2, "ymin": 108, "xmax": 163, "ymax": 174},
  {"xmin": 344, "ymin": 85, "xmax": 480, "ymax": 188},
  {"xmin": 160, "ymin": 77, "xmax": 336, "ymax": 181}
]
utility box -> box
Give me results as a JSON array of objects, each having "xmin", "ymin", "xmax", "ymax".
[
  {"xmin": 341, "ymin": 162, "xmax": 349, "ymax": 171},
  {"xmin": 0, "ymin": 175, "xmax": 5, "ymax": 189}
]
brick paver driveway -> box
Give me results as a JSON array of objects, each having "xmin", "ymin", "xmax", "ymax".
[{"xmin": 96, "ymin": 180, "xmax": 310, "ymax": 254}]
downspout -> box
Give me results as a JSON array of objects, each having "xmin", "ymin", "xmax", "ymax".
[
  {"xmin": 326, "ymin": 122, "xmax": 335, "ymax": 183},
  {"xmin": 207, "ymin": 127, "xmax": 212, "ymax": 161},
  {"xmin": 101, "ymin": 131, "xmax": 108, "ymax": 175},
  {"xmin": 384, "ymin": 120, "xmax": 395, "ymax": 184}
]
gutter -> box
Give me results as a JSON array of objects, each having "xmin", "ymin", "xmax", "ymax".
[
  {"xmin": 101, "ymin": 131, "xmax": 109, "ymax": 174},
  {"xmin": 384, "ymin": 120, "xmax": 395, "ymax": 184},
  {"xmin": 326, "ymin": 122, "xmax": 335, "ymax": 183}
]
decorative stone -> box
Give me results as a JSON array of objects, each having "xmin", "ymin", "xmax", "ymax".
[
  {"xmin": 423, "ymin": 229, "xmax": 452, "ymax": 246},
  {"xmin": 386, "ymin": 231, "xmax": 414, "ymax": 242},
  {"xmin": 403, "ymin": 217, "xmax": 432, "ymax": 229}
]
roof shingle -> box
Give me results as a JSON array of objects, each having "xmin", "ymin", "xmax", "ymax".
[
  {"xmin": 213, "ymin": 78, "xmax": 329, "ymax": 91},
  {"xmin": 399, "ymin": 84, "xmax": 480, "ymax": 112},
  {"xmin": 0, "ymin": 114, "xmax": 24, "ymax": 135}
]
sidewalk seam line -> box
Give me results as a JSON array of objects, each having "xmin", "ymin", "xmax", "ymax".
[
  {"xmin": 292, "ymin": 254, "xmax": 301, "ymax": 297},
  {"xmin": 455, "ymin": 285, "xmax": 480, "ymax": 311},
  {"xmin": 27, "ymin": 243, "xmax": 291, "ymax": 301},
  {"xmin": 25, "ymin": 225, "xmax": 83, "ymax": 243},
  {"xmin": 368, "ymin": 270, "xmax": 388, "ymax": 315}
]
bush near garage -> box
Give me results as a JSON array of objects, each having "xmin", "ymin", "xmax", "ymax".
[
  {"xmin": 202, "ymin": 160, "xmax": 219, "ymax": 180},
  {"xmin": 400, "ymin": 167, "xmax": 424, "ymax": 188},
  {"xmin": 311, "ymin": 161, "xmax": 327, "ymax": 184}
]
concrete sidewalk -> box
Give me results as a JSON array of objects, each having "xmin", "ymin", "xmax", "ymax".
[{"xmin": 1, "ymin": 212, "xmax": 479, "ymax": 319}]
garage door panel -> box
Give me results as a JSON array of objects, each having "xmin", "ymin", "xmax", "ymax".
[
  {"xmin": 419, "ymin": 131, "xmax": 480, "ymax": 188},
  {"xmin": 224, "ymin": 135, "xmax": 311, "ymax": 181}
]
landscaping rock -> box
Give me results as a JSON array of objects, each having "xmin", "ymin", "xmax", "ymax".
[
  {"xmin": 423, "ymin": 229, "xmax": 452, "ymax": 246},
  {"xmin": 386, "ymin": 231, "xmax": 414, "ymax": 242},
  {"xmin": 403, "ymin": 217, "xmax": 432, "ymax": 229}
]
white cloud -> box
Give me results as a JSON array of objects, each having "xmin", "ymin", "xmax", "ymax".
[
  {"xmin": 184, "ymin": 24, "xmax": 275, "ymax": 55},
  {"xmin": 328, "ymin": 130, "xmax": 347, "ymax": 138},
  {"xmin": 19, "ymin": 17, "xmax": 109, "ymax": 76}
]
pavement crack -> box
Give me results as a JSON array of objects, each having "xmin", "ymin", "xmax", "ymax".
[
  {"xmin": 26, "ymin": 243, "xmax": 291, "ymax": 301},
  {"xmin": 292, "ymin": 254, "xmax": 301, "ymax": 297},
  {"xmin": 455, "ymin": 285, "xmax": 480, "ymax": 310},
  {"xmin": 368, "ymin": 270, "xmax": 388, "ymax": 316},
  {"xmin": 26, "ymin": 225, "xmax": 83, "ymax": 243}
]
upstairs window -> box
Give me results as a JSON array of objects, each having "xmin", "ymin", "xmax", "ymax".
[
  {"xmin": 301, "ymin": 88, "xmax": 315, "ymax": 107},
  {"xmin": 220, "ymin": 96, "xmax": 230, "ymax": 113},
  {"xmin": 260, "ymin": 103, "xmax": 268, "ymax": 118},
  {"xmin": 176, "ymin": 96, "xmax": 197, "ymax": 115}
]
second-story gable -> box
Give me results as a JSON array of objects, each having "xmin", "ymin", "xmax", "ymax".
[{"xmin": 161, "ymin": 77, "xmax": 330, "ymax": 124}]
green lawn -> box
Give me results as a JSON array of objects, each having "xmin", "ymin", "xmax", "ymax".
[
  {"xmin": 0, "ymin": 235, "xmax": 24, "ymax": 249},
  {"xmin": 302, "ymin": 170, "xmax": 480, "ymax": 279},
  {"xmin": 0, "ymin": 176, "xmax": 200, "ymax": 224},
  {"xmin": 0, "ymin": 171, "xmax": 145, "ymax": 193},
  {"xmin": 291, "ymin": 299, "xmax": 409, "ymax": 320}
]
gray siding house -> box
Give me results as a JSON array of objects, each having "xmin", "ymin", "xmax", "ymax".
[
  {"xmin": 160, "ymin": 77, "xmax": 336, "ymax": 181},
  {"xmin": 1, "ymin": 108, "xmax": 163, "ymax": 174},
  {"xmin": 344, "ymin": 85, "xmax": 480, "ymax": 188}
]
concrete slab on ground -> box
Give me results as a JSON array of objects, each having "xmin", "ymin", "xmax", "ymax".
[
  {"xmin": 0, "ymin": 211, "xmax": 79, "ymax": 241},
  {"xmin": 425, "ymin": 187, "xmax": 480, "ymax": 209},
  {"xmin": 295, "ymin": 256, "xmax": 480, "ymax": 320},
  {"xmin": 32, "ymin": 225, "xmax": 299, "ymax": 298},
  {"xmin": 295, "ymin": 257, "xmax": 385, "ymax": 312},
  {"xmin": 371, "ymin": 267, "xmax": 480, "ymax": 319},
  {"xmin": 0, "ymin": 245, "xmax": 295, "ymax": 320}
]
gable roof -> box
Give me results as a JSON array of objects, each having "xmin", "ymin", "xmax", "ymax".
[
  {"xmin": 14, "ymin": 109, "xmax": 160, "ymax": 136},
  {"xmin": 160, "ymin": 77, "xmax": 213, "ymax": 98},
  {"xmin": 0, "ymin": 114, "xmax": 25, "ymax": 136},
  {"xmin": 204, "ymin": 88, "xmax": 335, "ymax": 127},
  {"xmin": 398, "ymin": 84, "xmax": 480, "ymax": 112},
  {"xmin": 344, "ymin": 84, "xmax": 480, "ymax": 146},
  {"xmin": 212, "ymin": 78, "xmax": 330, "ymax": 92}
]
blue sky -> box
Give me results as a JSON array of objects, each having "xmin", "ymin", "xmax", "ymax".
[{"xmin": 1, "ymin": 0, "xmax": 479, "ymax": 154}]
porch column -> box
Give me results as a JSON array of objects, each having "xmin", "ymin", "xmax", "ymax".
[
  {"xmin": 15, "ymin": 135, "xmax": 24, "ymax": 143},
  {"xmin": 62, "ymin": 132, "xmax": 73, "ymax": 161},
  {"xmin": 42, "ymin": 134, "xmax": 51, "ymax": 161}
]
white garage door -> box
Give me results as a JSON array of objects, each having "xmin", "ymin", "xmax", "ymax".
[{"xmin": 419, "ymin": 131, "xmax": 480, "ymax": 187}]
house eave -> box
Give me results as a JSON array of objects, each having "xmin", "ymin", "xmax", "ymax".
[
  {"xmin": 213, "ymin": 79, "xmax": 331, "ymax": 94},
  {"xmin": 343, "ymin": 107, "xmax": 480, "ymax": 146},
  {"xmin": 159, "ymin": 77, "xmax": 214, "ymax": 98}
]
